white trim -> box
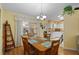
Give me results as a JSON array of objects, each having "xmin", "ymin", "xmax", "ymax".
[{"xmin": 63, "ymin": 47, "xmax": 78, "ymax": 51}]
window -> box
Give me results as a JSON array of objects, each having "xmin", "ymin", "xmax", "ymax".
[{"xmin": 51, "ymin": 24, "xmax": 64, "ymax": 28}]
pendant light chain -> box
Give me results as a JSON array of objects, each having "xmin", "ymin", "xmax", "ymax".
[
  {"xmin": 36, "ymin": 3, "xmax": 47, "ymax": 20},
  {"xmin": 40, "ymin": 3, "xmax": 42, "ymax": 17}
]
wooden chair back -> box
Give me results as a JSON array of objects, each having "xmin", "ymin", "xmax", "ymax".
[
  {"xmin": 59, "ymin": 34, "xmax": 63, "ymax": 44},
  {"xmin": 22, "ymin": 36, "xmax": 29, "ymax": 54},
  {"xmin": 45, "ymin": 41, "xmax": 53, "ymax": 55},
  {"xmin": 50, "ymin": 40, "xmax": 60, "ymax": 55}
]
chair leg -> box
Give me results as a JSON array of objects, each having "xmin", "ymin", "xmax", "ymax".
[{"xmin": 23, "ymin": 50, "xmax": 26, "ymax": 55}]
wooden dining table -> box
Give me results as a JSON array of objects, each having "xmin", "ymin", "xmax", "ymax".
[
  {"xmin": 27, "ymin": 36, "xmax": 60, "ymax": 54},
  {"xmin": 22, "ymin": 34, "xmax": 60, "ymax": 54},
  {"xmin": 28, "ymin": 37, "xmax": 50, "ymax": 51}
]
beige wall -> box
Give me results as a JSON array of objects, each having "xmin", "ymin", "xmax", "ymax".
[
  {"xmin": 0, "ymin": 5, "xmax": 2, "ymax": 54},
  {"xmin": 0, "ymin": 8, "xmax": 36, "ymax": 54},
  {"xmin": 0, "ymin": 9, "xmax": 16, "ymax": 54},
  {"xmin": 64, "ymin": 10, "xmax": 79, "ymax": 50},
  {"xmin": 2, "ymin": 9, "xmax": 16, "ymax": 38}
]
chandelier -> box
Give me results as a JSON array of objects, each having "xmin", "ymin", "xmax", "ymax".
[{"xmin": 36, "ymin": 3, "xmax": 47, "ymax": 20}]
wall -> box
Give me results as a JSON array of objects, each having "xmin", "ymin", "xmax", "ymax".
[
  {"xmin": 2, "ymin": 9, "xmax": 16, "ymax": 38},
  {"xmin": 0, "ymin": 9, "xmax": 16, "ymax": 54},
  {"xmin": 64, "ymin": 10, "xmax": 79, "ymax": 50},
  {"xmin": 1, "ymin": 8, "xmax": 36, "ymax": 47},
  {"xmin": 0, "ymin": 4, "xmax": 2, "ymax": 54}
]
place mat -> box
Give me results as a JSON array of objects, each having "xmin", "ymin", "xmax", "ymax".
[
  {"xmin": 39, "ymin": 37, "xmax": 48, "ymax": 41},
  {"xmin": 28, "ymin": 39, "xmax": 38, "ymax": 44},
  {"xmin": 32, "ymin": 35, "xmax": 37, "ymax": 37},
  {"xmin": 41, "ymin": 41, "xmax": 51, "ymax": 48},
  {"xmin": 42, "ymin": 38, "xmax": 48, "ymax": 40},
  {"xmin": 50, "ymin": 38, "xmax": 59, "ymax": 41}
]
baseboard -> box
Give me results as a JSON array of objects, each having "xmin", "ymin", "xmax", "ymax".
[
  {"xmin": 15, "ymin": 45, "xmax": 23, "ymax": 48},
  {"xmin": 0, "ymin": 49, "xmax": 2, "ymax": 55},
  {"xmin": 63, "ymin": 47, "xmax": 78, "ymax": 51}
]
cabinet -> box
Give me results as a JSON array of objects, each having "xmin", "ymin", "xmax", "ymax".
[{"xmin": 48, "ymin": 20, "xmax": 64, "ymax": 32}]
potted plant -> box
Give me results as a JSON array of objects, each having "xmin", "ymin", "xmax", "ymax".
[{"xmin": 63, "ymin": 5, "xmax": 74, "ymax": 15}]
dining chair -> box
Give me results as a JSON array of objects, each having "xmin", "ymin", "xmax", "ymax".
[
  {"xmin": 45, "ymin": 41, "xmax": 53, "ymax": 55},
  {"xmin": 50, "ymin": 40, "xmax": 60, "ymax": 55},
  {"xmin": 48, "ymin": 34, "xmax": 51, "ymax": 41},
  {"xmin": 45, "ymin": 40, "xmax": 60, "ymax": 55},
  {"xmin": 44, "ymin": 34, "xmax": 51, "ymax": 41},
  {"xmin": 22, "ymin": 36, "xmax": 30, "ymax": 54},
  {"xmin": 59, "ymin": 34, "xmax": 63, "ymax": 44},
  {"xmin": 22, "ymin": 36, "xmax": 37, "ymax": 55}
]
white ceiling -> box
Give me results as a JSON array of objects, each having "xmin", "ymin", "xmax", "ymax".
[{"xmin": 1, "ymin": 3, "xmax": 79, "ymax": 20}]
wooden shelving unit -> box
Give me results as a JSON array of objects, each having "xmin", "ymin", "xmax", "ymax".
[{"xmin": 3, "ymin": 21, "xmax": 15, "ymax": 53}]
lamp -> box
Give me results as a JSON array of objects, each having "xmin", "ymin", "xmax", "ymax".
[{"xmin": 36, "ymin": 3, "xmax": 47, "ymax": 20}]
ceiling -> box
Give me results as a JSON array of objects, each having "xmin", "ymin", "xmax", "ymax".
[{"xmin": 1, "ymin": 3, "xmax": 79, "ymax": 20}]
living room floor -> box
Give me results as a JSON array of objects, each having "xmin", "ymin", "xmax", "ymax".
[{"xmin": 4, "ymin": 46, "xmax": 79, "ymax": 55}]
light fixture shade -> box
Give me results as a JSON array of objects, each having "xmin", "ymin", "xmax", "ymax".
[
  {"xmin": 36, "ymin": 16, "xmax": 40, "ymax": 19},
  {"xmin": 36, "ymin": 15, "xmax": 47, "ymax": 20},
  {"xmin": 40, "ymin": 18, "xmax": 44, "ymax": 20},
  {"xmin": 43, "ymin": 15, "xmax": 47, "ymax": 19}
]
